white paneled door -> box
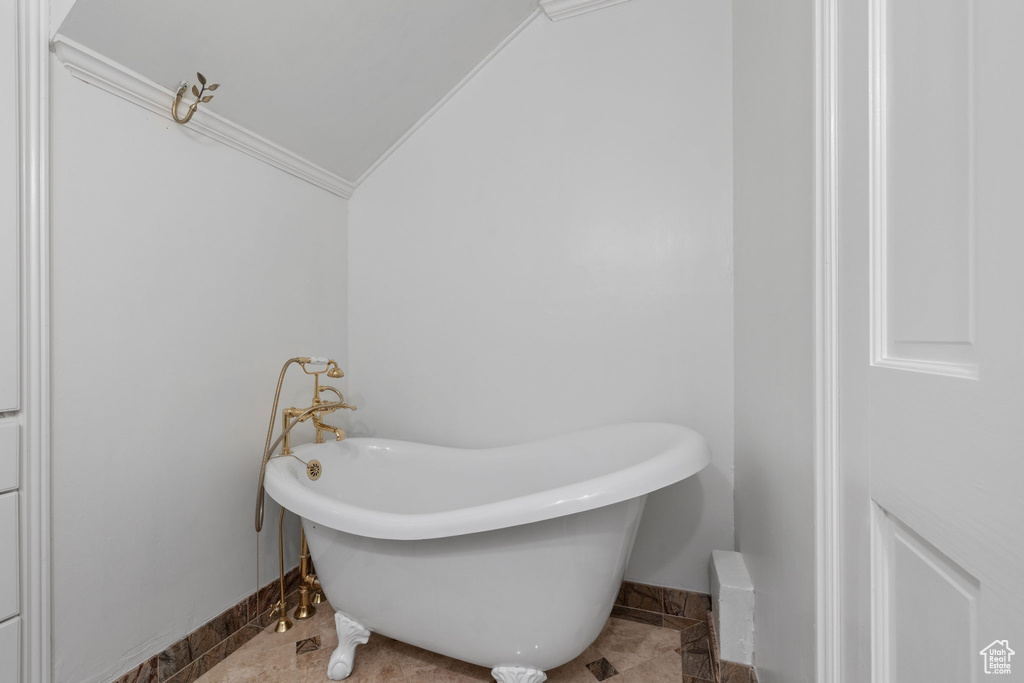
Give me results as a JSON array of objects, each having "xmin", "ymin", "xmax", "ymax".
[{"xmin": 837, "ymin": 0, "xmax": 1024, "ymax": 681}]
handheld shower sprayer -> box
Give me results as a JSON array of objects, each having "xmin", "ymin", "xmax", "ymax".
[{"xmin": 304, "ymin": 356, "xmax": 345, "ymax": 378}]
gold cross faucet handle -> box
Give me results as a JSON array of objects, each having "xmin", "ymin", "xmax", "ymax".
[{"xmin": 318, "ymin": 386, "xmax": 356, "ymax": 411}]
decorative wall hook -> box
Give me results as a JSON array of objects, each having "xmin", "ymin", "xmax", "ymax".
[{"xmin": 171, "ymin": 72, "xmax": 220, "ymax": 124}]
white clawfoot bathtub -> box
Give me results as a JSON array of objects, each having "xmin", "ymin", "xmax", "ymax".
[{"xmin": 263, "ymin": 422, "xmax": 710, "ymax": 682}]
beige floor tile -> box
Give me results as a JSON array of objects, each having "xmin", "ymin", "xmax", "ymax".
[
  {"xmin": 545, "ymin": 666, "xmax": 604, "ymax": 683},
  {"xmin": 348, "ymin": 644, "xmax": 407, "ymax": 683},
  {"xmin": 294, "ymin": 634, "xmax": 406, "ymax": 683},
  {"xmin": 544, "ymin": 644, "xmax": 607, "ymax": 683},
  {"xmin": 389, "ymin": 639, "xmax": 493, "ymax": 683},
  {"xmin": 591, "ymin": 617, "xmax": 681, "ymax": 673},
  {"xmin": 227, "ymin": 670, "xmax": 300, "ymax": 683},
  {"xmin": 214, "ymin": 640, "xmax": 298, "ymax": 682},
  {"xmin": 614, "ymin": 649, "xmax": 684, "ymax": 683},
  {"xmin": 285, "ymin": 608, "xmax": 337, "ymax": 643},
  {"xmin": 292, "ymin": 647, "xmax": 334, "ymax": 682}
]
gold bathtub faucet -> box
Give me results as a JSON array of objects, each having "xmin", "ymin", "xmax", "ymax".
[
  {"xmin": 255, "ymin": 356, "xmax": 356, "ymax": 631},
  {"xmin": 281, "ymin": 358, "xmax": 357, "ymax": 455}
]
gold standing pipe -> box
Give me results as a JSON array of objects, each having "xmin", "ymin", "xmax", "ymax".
[
  {"xmin": 307, "ymin": 534, "xmax": 325, "ymax": 604},
  {"xmin": 294, "ymin": 529, "xmax": 316, "ymax": 620},
  {"xmin": 256, "ymin": 356, "xmax": 356, "ymax": 625},
  {"xmin": 271, "ymin": 506, "xmax": 293, "ymax": 632},
  {"xmin": 282, "ymin": 407, "xmax": 301, "ymax": 456}
]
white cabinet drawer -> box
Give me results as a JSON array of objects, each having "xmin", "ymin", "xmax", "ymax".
[
  {"xmin": 0, "ymin": 616, "xmax": 18, "ymax": 683},
  {"xmin": 0, "ymin": 423, "xmax": 17, "ymax": 493},
  {"xmin": 0, "ymin": 493, "xmax": 17, "ymax": 622}
]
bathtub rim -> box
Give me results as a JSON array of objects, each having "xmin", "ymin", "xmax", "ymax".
[{"xmin": 263, "ymin": 421, "xmax": 710, "ymax": 541}]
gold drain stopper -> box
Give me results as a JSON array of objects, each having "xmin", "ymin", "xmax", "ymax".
[{"xmin": 306, "ymin": 460, "xmax": 322, "ymax": 480}]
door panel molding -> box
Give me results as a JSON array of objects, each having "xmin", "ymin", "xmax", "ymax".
[
  {"xmin": 871, "ymin": 504, "xmax": 980, "ymax": 683},
  {"xmin": 815, "ymin": 0, "xmax": 841, "ymax": 681},
  {"xmin": 17, "ymin": 0, "xmax": 52, "ymax": 680},
  {"xmin": 868, "ymin": 0, "xmax": 979, "ymax": 379}
]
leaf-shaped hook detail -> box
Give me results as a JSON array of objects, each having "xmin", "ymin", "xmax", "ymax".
[{"xmin": 172, "ymin": 72, "xmax": 220, "ymax": 125}]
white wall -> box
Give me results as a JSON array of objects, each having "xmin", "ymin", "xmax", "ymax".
[
  {"xmin": 348, "ymin": 0, "xmax": 733, "ymax": 592},
  {"xmin": 733, "ymin": 1, "xmax": 816, "ymax": 681},
  {"xmin": 49, "ymin": 62, "xmax": 347, "ymax": 682}
]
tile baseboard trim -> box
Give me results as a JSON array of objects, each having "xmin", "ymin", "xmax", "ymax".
[
  {"xmin": 110, "ymin": 566, "xmax": 302, "ymax": 683},
  {"xmin": 613, "ymin": 580, "xmax": 712, "ymax": 630},
  {"xmin": 113, "ymin": 576, "xmax": 757, "ymax": 683}
]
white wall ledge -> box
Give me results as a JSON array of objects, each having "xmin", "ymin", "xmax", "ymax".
[
  {"xmin": 710, "ymin": 550, "xmax": 755, "ymax": 666},
  {"xmin": 51, "ymin": 36, "xmax": 355, "ymax": 199},
  {"xmin": 539, "ymin": 0, "xmax": 633, "ymax": 22}
]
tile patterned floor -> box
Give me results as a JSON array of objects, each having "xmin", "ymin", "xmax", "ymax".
[{"xmin": 190, "ymin": 600, "xmax": 719, "ymax": 683}]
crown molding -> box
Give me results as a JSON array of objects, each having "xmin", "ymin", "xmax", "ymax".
[
  {"xmin": 539, "ymin": 0, "xmax": 632, "ymax": 22},
  {"xmin": 50, "ymin": 36, "xmax": 356, "ymax": 199}
]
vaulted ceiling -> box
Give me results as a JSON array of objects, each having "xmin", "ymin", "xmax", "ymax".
[{"xmin": 55, "ymin": 0, "xmax": 541, "ymax": 193}]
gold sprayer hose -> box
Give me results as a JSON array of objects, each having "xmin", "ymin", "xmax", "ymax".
[{"xmin": 255, "ymin": 357, "xmax": 303, "ymax": 532}]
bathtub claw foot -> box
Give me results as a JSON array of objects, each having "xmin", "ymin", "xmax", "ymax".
[
  {"xmin": 327, "ymin": 612, "xmax": 371, "ymax": 680},
  {"xmin": 491, "ymin": 666, "xmax": 547, "ymax": 683}
]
